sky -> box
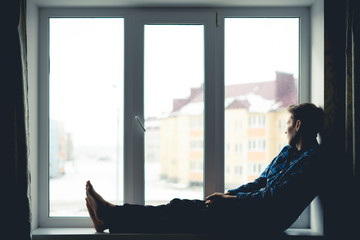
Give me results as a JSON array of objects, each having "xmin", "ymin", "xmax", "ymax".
[
  {"xmin": 50, "ymin": 18, "xmax": 124, "ymax": 147},
  {"xmin": 49, "ymin": 17, "xmax": 298, "ymax": 147}
]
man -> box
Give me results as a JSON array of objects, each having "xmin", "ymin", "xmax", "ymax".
[{"xmin": 85, "ymin": 103, "xmax": 324, "ymax": 235}]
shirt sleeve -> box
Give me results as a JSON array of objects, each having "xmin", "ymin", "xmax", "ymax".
[
  {"xmin": 235, "ymin": 154, "xmax": 315, "ymax": 200},
  {"xmin": 227, "ymin": 166, "xmax": 269, "ymax": 195},
  {"xmin": 226, "ymin": 145, "xmax": 290, "ymax": 197}
]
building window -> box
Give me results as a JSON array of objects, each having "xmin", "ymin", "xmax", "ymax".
[
  {"xmin": 248, "ymin": 139, "xmax": 267, "ymax": 152},
  {"xmin": 235, "ymin": 143, "xmax": 242, "ymax": 153},
  {"xmin": 226, "ymin": 143, "xmax": 231, "ymax": 152},
  {"xmin": 234, "ymin": 165, "xmax": 242, "ymax": 176},
  {"xmin": 190, "ymin": 117, "xmax": 203, "ymax": 129},
  {"xmin": 225, "ymin": 166, "xmax": 231, "ymax": 175},
  {"xmin": 278, "ymin": 118, "xmax": 287, "ymax": 131},
  {"xmin": 190, "ymin": 140, "xmax": 204, "ymax": 151},
  {"xmin": 248, "ymin": 163, "xmax": 266, "ymax": 175},
  {"xmin": 191, "ymin": 161, "xmax": 203, "ymax": 172},
  {"xmin": 249, "ymin": 115, "xmax": 267, "ymax": 128},
  {"xmin": 235, "ymin": 120, "xmax": 242, "ymax": 131}
]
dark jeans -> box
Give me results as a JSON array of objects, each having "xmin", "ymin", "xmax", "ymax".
[
  {"xmin": 103, "ymin": 198, "xmax": 277, "ymax": 235},
  {"xmin": 104, "ymin": 199, "xmax": 208, "ymax": 233}
]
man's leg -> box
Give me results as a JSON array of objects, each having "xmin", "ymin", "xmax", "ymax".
[
  {"xmin": 85, "ymin": 181, "xmax": 209, "ymax": 233},
  {"xmin": 106, "ymin": 198, "xmax": 209, "ymax": 233},
  {"xmin": 105, "ymin": 203, "xmax": 169, "ymax": 233}
]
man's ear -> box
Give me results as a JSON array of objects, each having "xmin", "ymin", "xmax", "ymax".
[{"xmin": 295, "ymin": 120, "xmax": 301, "ymax": 132}]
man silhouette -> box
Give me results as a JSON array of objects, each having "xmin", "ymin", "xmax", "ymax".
[{"xmin": 85, "ymin": 103, "xmax": 324, "ymax": 236}]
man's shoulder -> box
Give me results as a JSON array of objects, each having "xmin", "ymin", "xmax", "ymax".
[
  {"xmin": 281, "ymin": 145, "xmax": 320, "ymax": 158},
  {"xmin": 294, "ymin": 146, "xmax": 322, "ymax": 170},
  {"xmin": 301, "ymin": 145, "xmax": 321, "ymax": 157},
  {"xmin": 279, "ymin": 145, "xmax": 292, "ymax": 155}
]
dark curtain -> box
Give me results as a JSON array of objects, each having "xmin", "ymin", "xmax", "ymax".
[
  {"xmin": 2, "ymin": 0, "xmax": 31, "ymax": 239},
  {"xmin": 323, "ymin": 0, "xmax": 360, "ymax": 238},
  {"xmin": 345, "ymin": 0, "xmax": 360, "ymax": 179}
]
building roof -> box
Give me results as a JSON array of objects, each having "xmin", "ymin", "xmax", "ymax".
[
  {"xmin": 171, "ymin": 71, "xmax": 297, "ymax": 115},
  {"xmin": 146, "ymin": 71, "xmax": 297, "ymax": 121}
]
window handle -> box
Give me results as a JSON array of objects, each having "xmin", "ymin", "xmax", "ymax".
[{"xmin": 135, "ymin": 115, "xmax": 146, "ymax": 132}]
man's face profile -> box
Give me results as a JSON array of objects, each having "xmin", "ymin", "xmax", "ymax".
[{"xmin": 285, "ymin": 114, "xmax": 298, "ymax": 147}]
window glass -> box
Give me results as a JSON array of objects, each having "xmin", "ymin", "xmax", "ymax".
[
  {"xmin": 224, "ymin": 18, "xmax": 299, "ymax": 189},
  {"xmin": 49, "ymin": 18, "xmax": 124, "ymax": 216},
  {"xmin": 144, "ymin": 25, "xmax": 204, "ymax": 205}
]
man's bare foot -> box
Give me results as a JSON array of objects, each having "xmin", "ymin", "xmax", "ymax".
[
  {"xmin": 86, "ymin": 181, "xmax": 116, "ymax": 208},
  {"xmin": 85, "ymin": 181, "xmax": 115, "ymax": 229},
  {"xmin": 86, "ymin": 198, "xmax": 107, "ymax": 232}
]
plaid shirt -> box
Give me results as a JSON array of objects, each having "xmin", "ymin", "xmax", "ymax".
[{"xmin": 227, "ymin": 145, "xmax": 319, "ymax": 200}]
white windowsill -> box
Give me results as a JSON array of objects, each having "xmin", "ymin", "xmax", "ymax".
[{"xmin": 32, "ymin": 228, "xmax": 324, "ymax": 240}]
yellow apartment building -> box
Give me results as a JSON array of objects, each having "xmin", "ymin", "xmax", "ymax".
[{"xmin": 146, "ymin": 71, "xmax": 297, "ymax": 188}]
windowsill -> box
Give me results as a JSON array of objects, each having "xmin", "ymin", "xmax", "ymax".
[{"xmin": 32, "ymin": 228, "xmax": 324, "ymax": 240}]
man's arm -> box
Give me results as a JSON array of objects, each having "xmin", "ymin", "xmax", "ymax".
[
  {"xmin": 204, "ymin": 165, "xmax": 268, "ymax": 206},
  {"xmin": 226, "ymin": 176, "xmax": 267, "ymax": 196},
  {"xmin": 226, "ymin": 160, "xmax": 273, "ymax": 196},
  {"xmin": 235, "ymin": 154, "xmax": 317, "ymax": 201},
  {"xmin": 227, "ymin": 145, "xmax": 291, "ymax": 196},
  {"xmin": 205, "ymin": 192, "xmax": 237, "ymax": 205}
]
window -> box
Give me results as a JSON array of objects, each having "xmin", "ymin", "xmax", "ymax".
[
  {"xmin": 235, "ymin": 120, "xmax": 242, "ymax": 131},
  {"xmin": 278, "ymin": 119, "xmax": 287, "ymax": 131},
  {"xmin": 234, "ymin": 143, "xmax": 242, "ymax": 153},
  {"xmin": 225, "ymin": 17, "xmax": 298, "ymax": 196},
  {"xmin": 144, "ymin": 24, "xmax": 205, "ymax": 205},
  {"xmin": 39, "ymin": 7, "xmax": 311, "ymax": 229},
  {"xmin": 190, "ymin": 117, "xmax": 204, "ymax": 129},
  {"xmin": 234, "ymin": 165, "xmax": 242, "ymax": 176},
  {"xmin": 190, "ymin": 140, "xmax": 204, "ymax": 151},
  {"xmin": 48, "ymin": 18, "xmax": 124, "ymax": 217},
  {"xmin": 249, "ymin": 115, "xmax": 267, "ymax": 128},
  {"xmin": 248, "ymin": 163, "xmax": 268, "ymax": 175},
  {"xmin": 248, "ymin": 139, "xmax": 267, "ymax": 152}
]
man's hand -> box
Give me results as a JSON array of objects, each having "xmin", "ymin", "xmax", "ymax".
[{"xmin": 205, "ymin": 192, "xmax": 236, "ymax": 206}]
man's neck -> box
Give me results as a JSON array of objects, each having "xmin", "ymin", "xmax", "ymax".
[{"xmin": 296, "ymin": 137, "xmax": 318, "ymax": 151}]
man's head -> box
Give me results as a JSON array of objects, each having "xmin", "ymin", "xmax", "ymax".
[{"xmin": 285, "ymin": 103, "xmax": 324, "ymax": 147}]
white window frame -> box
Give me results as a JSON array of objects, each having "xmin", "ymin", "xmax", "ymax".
[{"xmin": 37, "ymin": 6, "xmax": 318, "ymax": 232}]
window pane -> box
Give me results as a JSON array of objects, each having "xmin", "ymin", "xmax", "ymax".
[
  {"xmin": 49, "ymin": 18, "xmax": 124, "ymax": 216},
  {"xmin": 224, "ymin": 18, "xmax": 299, "ymax": 190},
  {"xmin": 144, "ymin": 25, "xmax": 204, "ymax": 205}
]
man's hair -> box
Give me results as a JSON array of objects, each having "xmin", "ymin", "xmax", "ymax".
[{"xmin": 287, "ymin": 103, "xmax": 324, "ymax": 138}]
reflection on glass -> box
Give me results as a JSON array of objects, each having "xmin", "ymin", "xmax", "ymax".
[
  {"xmin": 224, "ymin": 18, "xmax": 299, "ymax": 191},
  {"xmin": 144, "ymin": 25, "xmax": 204, "ymax": 205},
  {"xmin": 49, "ymin": 18, "xmax": 124, "ymax": 216}
]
